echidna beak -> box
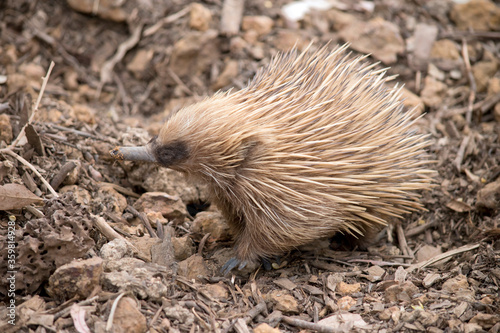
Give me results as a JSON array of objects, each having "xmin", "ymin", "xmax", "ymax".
[{"xmin": 109, "ymin": 144, "xmax": 157, "ymax": 163}]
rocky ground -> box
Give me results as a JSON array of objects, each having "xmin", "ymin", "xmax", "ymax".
[{"xmin": 0, "ymin": 0, "xmax": 499, "ymax": 332}]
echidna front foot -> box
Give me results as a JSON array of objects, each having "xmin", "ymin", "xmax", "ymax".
[{"xmin": 221, "ymin": 257, "xmax": 248, "ymax": 275}]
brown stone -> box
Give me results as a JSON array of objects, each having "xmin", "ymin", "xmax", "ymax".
[
  {"xmin": 113, "ymin": 297, "xmax": 147, "ymax": 333},
  {"xmin": 177, "ymin": 255, "xmax": 208, "ymax": 281},
  {"xmin": 190, "ymin": 3, "xmax": 212, "ymax": 31},
  {"xmin": 450, "ymin": 0, "xmax": 500, "ymax": 31},
  {"xmin": 47, "ymin": 257, "xmax": 103, "ymax": 302}
]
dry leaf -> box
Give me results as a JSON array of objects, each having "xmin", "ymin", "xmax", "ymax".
[
  {"xmin": 0, "ymin": 183, "xmax": 43, "ymax": 210},
  {"xmin": 445, "ymin": 199, "xmax": 473, "ymax": 212}
]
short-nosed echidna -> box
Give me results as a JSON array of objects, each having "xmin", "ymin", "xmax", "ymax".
[{"xmin": 111, "ymin": 44, "xmax": 434, "ymax": 273}]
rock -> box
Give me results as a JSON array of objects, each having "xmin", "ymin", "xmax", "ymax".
[
  {"xmin": 7, "ymin": 73, "xmax": 30, "ymax": 95},
  {"xmin": 63, "ymin": 70, "xmax": 79, "ymax": 90},
  {"xmin": 469, "ymin": 313, "xmax": 500, "ymax": 329},
  {"xmin": 339, "ymin": 17, "xmax": 404, "ymax": 64},
  {"xmin": 266, "ymin": 290, "xmax": 300, "ymax": 314},
  {"xmin": 47, "ymin": 257, "xmax": 103, "ymax": 302},
  {"xmin": 494, "ymin": 103, "xmax": 500, "ymax": 122},
  {"xmin": 164, "ymin": 304, "xmax": 195, "ymax": 326},
  {"xmin": 248, "ymin": 44, "xmax": 265, "ymax": 60},
  {"xmin": 337, "ymin": 281, "xmax": 361, "ymax": 294},
  {"xmin": 431, "ymin": 39, "xmax": 460, "ymax": 60},
  {"xmin": 191, "ymin": 211, "xmax": 231, "ymax": 241},
  {"xmin": 441, "ymin": 274, "xmax": 469, "ymax": 293},
  {"xmin": 418, "ymin": 310, "xmax": 439, "ymax": 326},
  {"xmin": 422, "ymin": 273, "xmax": 441, "ymax": 288},
  {"xmin": 401, "ymin": 88, "xmax": 425, "ymax": 117},
  {"xmin": 0, "ymin": 114, "xmax": 13, "ymax": 144},
  {"xmin": 100, "ymin": 238, "xmax": 134, "ymax": 261},
  {"xmin": 274, "ymin": 277, "xmax": 297, "ymax": 291},
  {"xmin": 453, "ymin": 301, "xmax": 468, "ymax": 318},
  {"xmin": 472, "ymin": 61, "xmax": 498, "ymax": 93},
  {"xmin": 326, "ymin": 273, "xmax": 344, "ymax": 292},
  {"xmin": 242, "ymin": 16, "xmax": 274, "ymax": 37},
  {"xmin": 59, "ymin": 185, "xmax": 92, "ymax": 205},
  {"xmin": 131, "ymin": 235, "xmax": 160, "ymax": 262},
  {"xmin": 464, "ymin": 323, "xmax": 483, "ymax": 333},
  {"xmin": 409, "ymin": 23, "xmax": 438, "ymax": 71},
  {"xmin": 143, "ymin": 167, "xmax": 210, "ymax": 204},
  {"xmin": 212, "ymin": 60, "xmax": 239, "ymax": 91},
  {"xmin": 337, "ymin": 296, "xmax": 356, "ymax": 311},
  {"xmin": 427, "ymin": 327, "xmax": 444, "ymax": 333},
  {"xmin": 362, "ymin": 265, "xmax": 385, "ymax": 282},
  {"xmin": 127, "ymin": 48, "xmax": 154, "ymax": 79},
  {"xmin": 66, "ymin": 0, "xmax": 168, "ymax": 23},
  {"xmin": 199, "ymin": 282, "xmax": 229, "ymax": 301},
  {"xmin": 326, "ymin": 9, "xmax": 357, "ymax": 31},
  {"xmin": 254, "ymin": 323, "xmax": 280, "ymax": 333},
  {"xmin": 169, "ymin": 30, "xmax": 219, "ymax": 78},
  {"xmin": 372, "ymin": 302, "xmax": 384, "ymax": 313},
  {"xmin": 319, "ymin": 313, "xmax": 369, "ymax": 330},
  {"xmin": 385, "ymin": 281, "xmax": 418, "ymax": 302},
  {"xmin": 189, "ymin": 3, "xmax": 212, "ymax": 31},
  {"xmin": 274, "ymin": 30, "xmax": 305, "ymax": 51},
  {"xmin": 476, "ymin": 179, "xmax": 500, "ymax": 210},
  {"xmin": 428, "ymin": 63, "xmax": 446, "ymax": 81},
  {"xmin": 450, "ymin": 0, "xmax": 500, "ymax": 31},
  {"xmin": 172, "ymin": 235, "xmax": 195, "ymax": 261},
  {"xmin": 420, "ymin": 76, "xmax": 447, "ymax": 108},
  {"xmin": 134, "ymin": 192, "xmax": 187, "ymax": 222},
  {"xmin": 95, "ymin": 185, "xmax": 127, "ymax": 214},
  {"xmin": 72, "ymin": 104, "xmax": 96, "ymax": 124},
  {"xmin": 379, "ymin": 306, "xmax": 400, "ymax": 323},
  {"xmin": 416, "ymin": 245, "xmax": 442, "ymax": 262},
  {"xmin": 102, "ymin": 257, "xmax": 169, "ymax": 301},
  {"xmin": 113, "ymin": 297, "xmax": 147, "ymax": 333},
  {"xmin": 177, "ymin": 255, "xmax": 208, "ymax": 281},
  {"xmin": 19, "ymin": 63, "xmax": 45, "ymax": 81},
  {"xmin": 67, "ymin": 0, "xmax": 127, "ymax": 22}
]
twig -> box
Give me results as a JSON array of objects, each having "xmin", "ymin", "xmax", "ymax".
[
  {"xmin": 282, "ymin": 316, "xmax": 342, "ymax": 333},
  {"xmin": 454, "ymin": 135, "xmax": 471, "ymax": 172},
  {"xmin": 198, "ymin": 233, "xmax": 211, "ymax": 256},
  {"xmin": 405, "ymin": 220, "xmax": 439, "ymax": 238},
  {"xmin": 440, "ymin": 31, "xmax": 500, "ymax": 40},
  {"xmin": 461, "ymin": 39, "xmax": 476, "ymax": 124},
  {"xmin": 443, "ymin": 92, "xmax": 500, "ymax": 117},
  {"xmin": 220, "ymin": 0, "xmax": 245, "ymax": 35},
  {"xmin": 91, "ymin": 214, "xmax": 150, "ymax": 262},
  {"xmin": 47, "ymin": 123, "xmax": 112, "ymax": 142},
  {"xmin": 52, "ymin": 296, "xmax": 99, "ymax": 320},
  {"xmin": 50, "ymin": 161, "xmax": 77, "ymax": 190},
  {"xmin": 167, "ymin": 68, "xmax": 193, "ymax": 95},
  {"xmin": 8, "ymin": 61, "xmax": 54, "ymax": 149},
  {"xmin": 5, "ymin": 150, "xmax": 58, "ymax": 197},
  {"xmin": 347, "ymin": 259, "xmax": 411, "ymax": 267},
  {"xmin": 406, "ymin": 243, "xmax": 480, "ymax": 273},
  {"xmin": 143, "ymin": 6, "xmax": 192, "ymax": 37},
  {"xmin": 396, "ymin": 224, "xmax": 413, "ymax": 260},
  {"xmin": 127, "ymin": 205, "xmax": 157, "ymax": 238},
  {"xmin": 98, "ymin": 23, "xmax": 144, "ymax": 97},
  {"xmin": 0, "ymin": 62, "xmax": 59, "ymax": 197},
  {"xmin": 106, "ymin": 292, "xmax": 127, "ymax": 332}
]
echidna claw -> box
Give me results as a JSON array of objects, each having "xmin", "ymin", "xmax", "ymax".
[
  {"xmin": 221, "ymin": 257, "xmax": 247, "ymax": 275},
  {"xmin": 261, "ymin": 256, "xmax": 282, "ymax": 270}
]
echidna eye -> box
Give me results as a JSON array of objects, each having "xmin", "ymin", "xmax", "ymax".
[{"xmin": 153, "ymin": 140, "xmax": 189, "ymax": 167}]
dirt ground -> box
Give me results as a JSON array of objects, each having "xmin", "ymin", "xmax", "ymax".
[{"xmin": 0, "ymin": 0, "xmax": 499, "ymax": 332}]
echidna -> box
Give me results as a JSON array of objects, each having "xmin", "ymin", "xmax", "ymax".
[{"xmin": 111, "ymin": 44, "xmax": 434, "ymax": 273}]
